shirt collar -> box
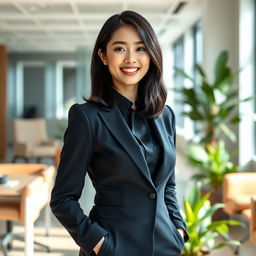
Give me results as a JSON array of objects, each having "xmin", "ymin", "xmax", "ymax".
[{"xmin": 113, "ymin": 89, "xmax": 133, "ymax": 115}]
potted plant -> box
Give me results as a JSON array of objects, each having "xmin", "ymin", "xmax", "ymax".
[
  {"xmin": 186, "ymin": 140, "xmax": 238, "ymax": 190},
  {"xmin": 174, "ymin": 50, "xmax": 250, "ymax": 146},
  {"xmin": 181, "ymin": 182, "xmax": 241, "ymax": 256},
  {"xmin": 186, "ymin": 140, "xmax": 238, "ymax": 219},
  {"xmin": 173, "ymin": 51, "xmax": 251, "ymax": 217}
]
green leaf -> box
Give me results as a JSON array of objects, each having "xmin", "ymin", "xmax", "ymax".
[
  {"xmin": 215, "ymin": 224, "xmax": 229, "ymax": 237},
  {"xmin": 174, "ymin": 67, "xmax": 195, "ymax": 83},
  {"xmin": 218, "ymin": 123, "xmax": 237, "ymax": 142},
  {"xmin": 241, "ymin": 96, "xmax": 253, "ymax": 102},
  {"xmin": 230, "ymin": 116, "xmax": 241, "ymax": 123},
  {"xmin": 187, "ymin": 111, "xmax": 204, "ymax": 120},
  {"xmin": 200, "ymin": 203, "xmax": 224, "ymax": 221},
  {"xmin": 183, "ymin": 182, "xmax": 241, "ymax": 255},
  {"xmin": 186, "ymin": 181, "xmax": 202, "ymax": 208},
  {"xmin": 214, "ymin": 51, "xmax": 229, "ymax": 85},
  {"xmin": 184, "ymin": 199, "xmax": 195, "ymax": 223},
  {"xmin": 191, "ymin": 175, "xmax": 209, "ymax": 185},
  {"xmin": 207, "ymin": 220, "xmax": 242, "ymax": 229},
  {"xmin": 210, "ymin": 240, "xmax": 240, "ymax": 251},
  {"xmin": 195, "ymin": 64, "xmax": 208, "ymax": 82},
  {"xmin": 193, "ymin": 192, "xmax": 210, "ymax": 217},
  {"xmin": 201, "ymin": 83, "xmax": 215, "ymax": 103}
]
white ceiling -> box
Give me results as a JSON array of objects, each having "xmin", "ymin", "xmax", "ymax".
[{"xmin": 0, "ymin": 0, "xmax": 203, "ymax": 53}]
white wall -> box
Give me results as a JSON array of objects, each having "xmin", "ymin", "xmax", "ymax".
[
  {"xmin": 202, "ymin": 0, "xmax": 240, "ymax": 81},
  {"xmin": 202, "ymin": 0, "xmax": 240, "ymax": 164}
]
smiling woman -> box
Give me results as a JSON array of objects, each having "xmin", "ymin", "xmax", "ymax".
[{"xmin": 50, "ymin": 10, "xmax": 189, "ymax": 256}]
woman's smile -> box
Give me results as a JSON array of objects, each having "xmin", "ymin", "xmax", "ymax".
[{"xmin": 120, "ymin": 66, "xmax": 140, "ymax": 76}]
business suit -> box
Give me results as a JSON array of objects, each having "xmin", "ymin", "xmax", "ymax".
[{"xmin": 50, "ymin": 100, "xmax": 189, "ymax": 256}]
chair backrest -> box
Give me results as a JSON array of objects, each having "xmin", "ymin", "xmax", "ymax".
[
  {"xmin": 223, "ymin": 172, "xmax": 256, "ymax": 202},
  {"xmin": 13, "ymin": 118, "xmax": 48, "ymax": 145}
]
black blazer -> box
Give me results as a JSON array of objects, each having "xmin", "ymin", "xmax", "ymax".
[{"xmin": 50, "ymin": 102, "xmax": 189, "ymax": 256}]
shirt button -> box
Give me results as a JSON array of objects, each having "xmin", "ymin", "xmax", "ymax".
[{"xmin": 148, "ymin": 192, "xmax": 156, "ymax": 200}]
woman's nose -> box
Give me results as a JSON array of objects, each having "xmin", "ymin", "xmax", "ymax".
[{"xmin": 124, "ymin": 51, "xmax": 136, "ymax": 64}]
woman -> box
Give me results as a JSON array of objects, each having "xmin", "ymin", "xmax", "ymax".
[{"xmin": 50, "ymin": 10, "xmax": 189, "ymax": 256}]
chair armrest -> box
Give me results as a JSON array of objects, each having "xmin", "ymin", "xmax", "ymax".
[
  {"xmin": 40, "ymin": 140, "xmax": 59, "ymax": 147},
  {"xmin": 251, "ymin": 195, "xmax": 256, "ymax": 232}
]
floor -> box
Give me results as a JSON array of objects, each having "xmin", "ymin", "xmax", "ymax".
[{"xmin": 0, "ymin": 147, "xmax": 256, "ymax": 256}]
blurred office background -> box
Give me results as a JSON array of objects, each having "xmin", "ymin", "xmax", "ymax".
[{"xmin": 0, "ymin": 0, "xmax": 255, "ymax": 255}]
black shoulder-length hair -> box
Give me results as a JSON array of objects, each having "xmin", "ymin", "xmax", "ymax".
[{"xmin": 84, "ymin": 10, "xmax": 167, "ymax": 118}]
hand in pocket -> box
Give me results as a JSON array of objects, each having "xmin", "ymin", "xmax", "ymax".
[{"xmin": 93, "ymin": 236, "xmax": 105, "ymax": 255}]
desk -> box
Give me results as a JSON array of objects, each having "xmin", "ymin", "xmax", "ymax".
[
  {"xmin": 0, "ymin": 174, "xmax": 45, "ymax": 256},
  {"xmin": 0, "ymin": 174, "xmax": 37, "ymax": 196}
]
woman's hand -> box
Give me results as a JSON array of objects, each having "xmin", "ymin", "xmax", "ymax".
[
  {"xmin": 177, "ymin": 228, "xmax": 185, "ymax": 240},
  {"xmin": 93, "ymin": 236, "xmax": 105, "ymax": 255}
]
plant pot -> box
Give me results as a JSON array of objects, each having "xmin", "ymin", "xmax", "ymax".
[{"xmin": 201, "ymin": 184, "xmax": 229, "ymax": 221}]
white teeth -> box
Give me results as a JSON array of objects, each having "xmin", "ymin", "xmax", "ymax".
[{"xmin": 121, "ymin": 68, "xmax": 138, "ymax": 72}]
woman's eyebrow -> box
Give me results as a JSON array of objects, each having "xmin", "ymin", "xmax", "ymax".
[{"xmin": 111, "ymin": 40, "xmax": 144, "ymax": 45}]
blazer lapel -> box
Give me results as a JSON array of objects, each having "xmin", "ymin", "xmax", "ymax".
[
  {"xmin": 150, "ymin": 115, "xmax": 173, "ymax": 187},
  {"xmin": 98, "ymin": 104, "xmax": 155, "ymax": 188}
]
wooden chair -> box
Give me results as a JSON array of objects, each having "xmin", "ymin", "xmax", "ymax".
[
  {"xmin": 223, "ymin": 172, "xmax": 256, "ymax": 253},
  {"xmin": 12, "ymin": 119, "xmax": 59, "ymax": 163},
  {"xmin": 223, "ymin": 172, "xmax": 256, "ymax": 215}
]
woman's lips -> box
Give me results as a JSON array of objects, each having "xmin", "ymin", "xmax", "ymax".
[{"xmin": 120, "ymin": 67, "xmax": 140, "ymax": 76}]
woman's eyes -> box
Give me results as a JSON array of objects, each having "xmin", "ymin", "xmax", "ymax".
[
  {"xmin": 113, "ymin": 47, "xmax": 125, "ymax": 51},
  {"xmin": 113, "ymin": 47, "xmax": 147, "ymax": 52},
  {"xmin": 137, "ymin": 47, "xmax": 147, "ymax": 51}
]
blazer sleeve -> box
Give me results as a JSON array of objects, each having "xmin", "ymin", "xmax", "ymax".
[
  {"xmin": 164, "ymin": 105, "xmax": 189, "ymax": 242},
  {"xmin": 50, "ymin": 103, "xmax": 108, "ymax": 254}
]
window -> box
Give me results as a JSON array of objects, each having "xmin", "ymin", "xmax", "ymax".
[
  {"xmin": 254, "ymin": 0, "xmax": 256, "ymax": 155},
  {"xmin": 192, "ymin": 22, "xmax": 203, "ymax": 136},
  {"xmin": 173, "ymin": 36, "xmax": 185, "ymax": 128},
  {"xmin": 63, "ymin": 66, "xmax": 76, "ymax": 116},
  {"xmin": 193, "ymin": 22, "xmax": 202, "ymax": 86}
]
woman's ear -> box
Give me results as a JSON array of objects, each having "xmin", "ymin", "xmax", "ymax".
[{"xmin": 98, "ymin": 49, "xmax": 108, "ymax": 65}]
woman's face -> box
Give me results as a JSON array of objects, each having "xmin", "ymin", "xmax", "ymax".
[{"xmin": 98, "ymin": 25, "xmax": 150, "ymax": 90}]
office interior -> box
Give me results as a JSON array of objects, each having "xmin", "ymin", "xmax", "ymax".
[{"xmin": 0, "ymin": 0, "xmax": 255, "ymax": 255}]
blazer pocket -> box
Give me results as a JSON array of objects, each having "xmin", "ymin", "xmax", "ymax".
[
  {"xmin": 95, "ymin": 189, "xmax": 124, "ymax": 207},
  {"xmin": 94, "ymin": 189, "xmax": 125, "ymax": 220},
  {"xmin": 171, "ymin": 221, "xmax": 185, "ymax": 248}
]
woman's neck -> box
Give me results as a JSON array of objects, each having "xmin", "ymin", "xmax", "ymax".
[{"xmin": 113, "ymin": 86, "xmax": 138, "ymax": 109}]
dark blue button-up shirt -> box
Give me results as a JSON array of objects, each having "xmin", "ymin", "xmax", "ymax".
[{"xmin": 113, "ymin": 89, "xmax": 162, "ymax": 180}]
